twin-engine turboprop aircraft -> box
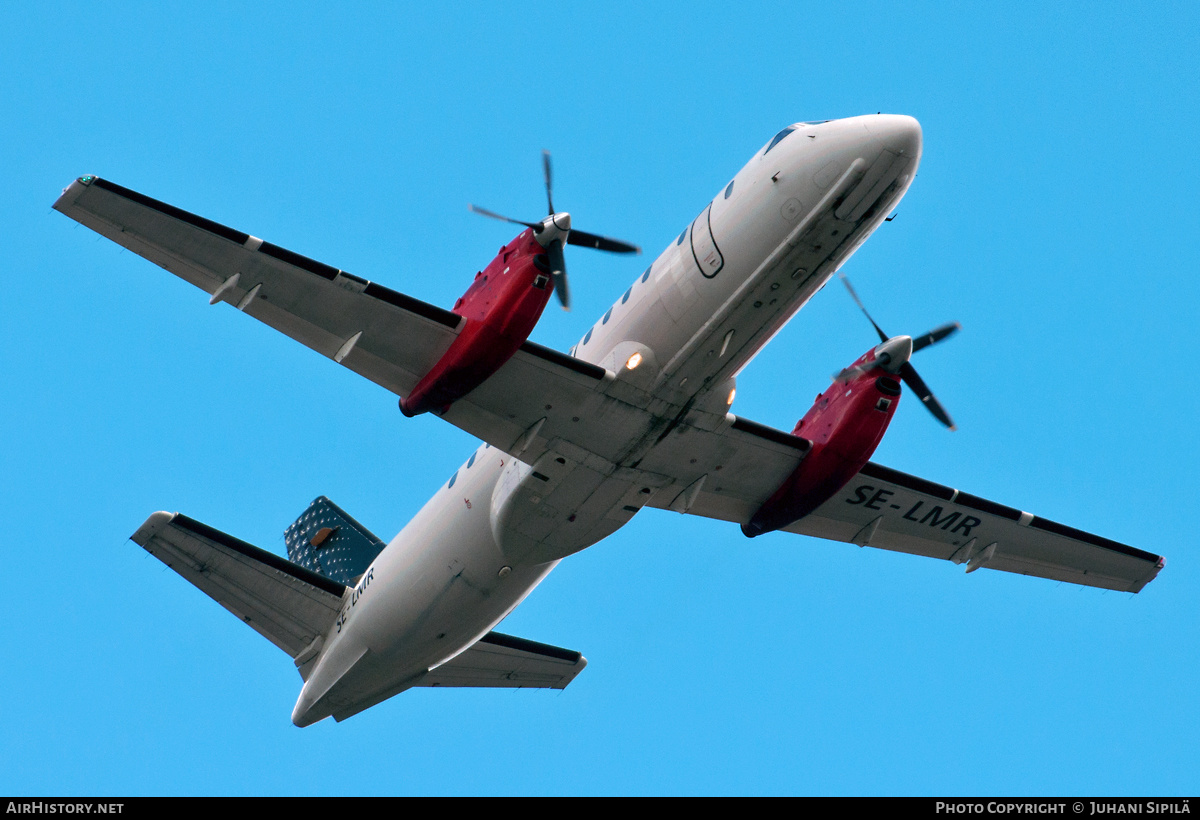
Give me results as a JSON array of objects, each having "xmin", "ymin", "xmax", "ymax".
[{"xmin": 55, "ymin": 115, "xmax": 1164, "ymax": 727}]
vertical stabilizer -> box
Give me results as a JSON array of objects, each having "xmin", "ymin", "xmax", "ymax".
[{"xmin": 284, "ymin": 496, "xmax": 386, "ymax": 586}]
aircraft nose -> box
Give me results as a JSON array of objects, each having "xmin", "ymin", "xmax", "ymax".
[{"xmin": 863, "ymin": 114, "xmax": 922, "ymax": 159}]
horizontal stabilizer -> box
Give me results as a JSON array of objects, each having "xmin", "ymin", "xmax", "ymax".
[
  {"xmin": 131, "ymin": 512, "xmax": 348, "ymax": 667},
  {"xmin": 418, "ymin": 631, "xmax": 587, "ymax": 689}
]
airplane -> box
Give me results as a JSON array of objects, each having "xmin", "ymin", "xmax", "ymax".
[{"xmin": 54, "ymin": 114, "xmax": 1164, "ymax": 727}]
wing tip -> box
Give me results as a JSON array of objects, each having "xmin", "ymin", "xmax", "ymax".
[
  {"xmin": 53, "ymin": 175, "xmax": 96, "ymax": 213},
  {"xmin": 131, "ymin": 510, "xmax": 177, "ymax": 546}
]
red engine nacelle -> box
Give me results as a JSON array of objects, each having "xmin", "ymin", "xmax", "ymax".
[
  {"xmin": 742, "ymin": 347, "xmax": 902, "ymax": 537},
  {"xmin": 399, "ymin": 228, "xmax": 556, "ymax": 417}
]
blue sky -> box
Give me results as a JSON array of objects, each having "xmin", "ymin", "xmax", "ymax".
[{"xmin": 3, "ymin": 2, "xmax": 1198, "ymax": 796}]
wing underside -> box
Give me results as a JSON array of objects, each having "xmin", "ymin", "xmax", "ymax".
[
  {"xmin": 651, "ymin": 449, "xmax": 1163, "ymax": 592},
  {"xmin": 56, "ymin": 176, "xmax": 461, "ymax": 400},
  {"xmin": 785, "ymin": 462, "xmax": 1163, "ymax": 592},
  {"xmin": 54, "ymin": 176, "xmax": 642, "ymax": 467}
]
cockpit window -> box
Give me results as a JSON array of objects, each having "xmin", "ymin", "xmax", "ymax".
[{"xmin": 764, "ymin": 126, "xmax": 797, "ymax": 154}]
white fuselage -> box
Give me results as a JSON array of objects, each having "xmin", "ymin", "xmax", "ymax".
[{"xmin": 292, "ymin": 114, "xmax": 923, "ymax": 726}]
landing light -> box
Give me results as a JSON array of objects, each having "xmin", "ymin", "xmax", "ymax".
[
  {"xmin": 727, "ymin": 387, "xmax": 737, "ymax": 405},
  {"xmin": 626, "ymin": 352, "xmax": 643, "ymax": 370}
]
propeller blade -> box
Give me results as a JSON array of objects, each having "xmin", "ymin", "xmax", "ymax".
[
  {"xmin": 468, "ymin": 204, "xmax": 538, "ymax": 229},
  {"xmin": 472, "ymin": 151, "xmax": 640, "ymax": 301},
  {"xmin": 542, "ymin": 150, "xmax": 555, "ymax": 215},
  {"xmin": 547, "ymin": 238, "xmax": 569, "ymax": 310},
  {"xmin": 911, "ymin": 322, "xmax": 962, "ymax": 353},
  {"xmin": 839, "ymin": 273, "xmax": 888, "ymax": 343},
  {"xmin": 899, "ymin": 361, "xmax": 956, "ymax": 430},
  {"xmin": 567, "ymin": 229, "xmax": 642, "ymax": 255}
]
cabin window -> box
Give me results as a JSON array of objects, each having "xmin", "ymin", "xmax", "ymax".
[
  {"xmin": 448, "ymin": 471, "xmax": 458, "ymax": 488},
  {"xmin": 641, "ymin": 266, "xmax": 651, "ymax": 283},
  {"xmin": 621, "ymin": 287, "xmax": 632, "ymax": 304},
  {"xmin": 676, "ymin": 229, "xmax": 687, "ymax": 246},
  {"xmin": 467, "ymin": 452, "xmax": 476, "ymax": 468},
  {"xmin": 764, "ymin": 126, "xmax": 796, "ymax": 154},
  {"xmin": 724, "ymin": 180, "xmax": 735, "ymax": 199},
  {"xmin": 583, "ymin": 328, "xmax": 593, "ymax": 345},
  {"xmin": 602, "ymin": 308, "xmax": 613, "ymax": 325}
]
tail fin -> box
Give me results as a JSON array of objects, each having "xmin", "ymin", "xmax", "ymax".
[{"xmin": 284, "ymin": 496, "xmax": 387, "ymax": 586}]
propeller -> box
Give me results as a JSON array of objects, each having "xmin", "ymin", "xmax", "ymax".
[
  {"xmin": 469, "ymin": 150, "xmax": 641, "ymax": 310},
  {"xmin": 837, "ymin": 273, "xmax": 961, "ymax": 430}
]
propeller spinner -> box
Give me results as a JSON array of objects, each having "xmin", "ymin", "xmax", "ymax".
[
  {"xmin": 469, "ymin": 151, "xmax": 640, "ymax": 310},
  {"xmin": 837, "ymin": 273, "xmax": 961, "ymax": 430}
]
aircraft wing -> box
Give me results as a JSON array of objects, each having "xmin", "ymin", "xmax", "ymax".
[
  {"xmin": 131, "ymin": 511, "xmax": 347, "ymax": 665},
  {"xmin": 781, "ymin": 462, "xmax": 1163, "ymax": 592},
  {"xmin": 646, "ymin": 426, "xmax": 1164, "ymax": 593},
  {"xmin": 54, "ymin": 176, "xmax": 658, "ymax": 467},
  {"xmin": 56, "ymin": 176, "xmax": 464, "ymax": 401},
  {"xmin": 417, "ymin": 632, "xmax": 587, "ymax": 689}
]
